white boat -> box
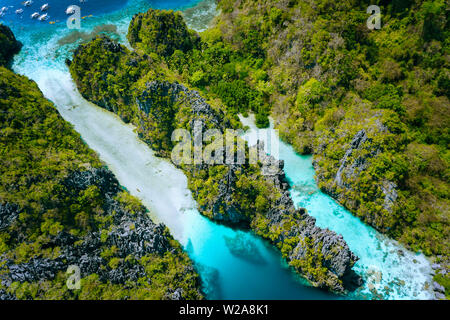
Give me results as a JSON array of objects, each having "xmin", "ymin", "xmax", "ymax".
[
  {"xmin": 31, "ymin": 12, "xmax": 40, "ymax": 19},
  {"xmin": 38, "ymin": 13, "xmax": 48, "ymax": 21},
  {"xmin": 66, "ymin": 6, "xmax": 76, "ymax": 15},
  {"xmin": 41, "ymin": 4, "xmax": 49, "ymax": 12},
  {"xmin": 23, "ymin": 1, "xmax": 33, "ymax": 7},
  {"xmin": 1, "ymin": 7, "xmax": 8, "ymax": 12},
  {"xmin": 15, "ymin": 9, "xmax": 24, "ymax": 14}
]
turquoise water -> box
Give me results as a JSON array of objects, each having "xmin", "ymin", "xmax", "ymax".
[{"xmin": 2, "ymin": 0, "xmax": 434, "ymax": 299}]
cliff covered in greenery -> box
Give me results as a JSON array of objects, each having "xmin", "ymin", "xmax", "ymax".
[
  {"xmin": 0, "ymin": 24, "xmax": 203, "ymax": 300},
  {"xmin": 69, "ymin": 27, "xmax": 361, "ymax": 292}
]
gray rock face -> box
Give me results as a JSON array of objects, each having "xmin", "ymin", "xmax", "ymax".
[
  {"xmin": 6, "ymin": 258, "xmax": 65, "ymax": 284},
  {"xmin": 167, "ymin": 287, "xmax": 184, "ymax": 300},
  {"xmin": 435, "ymin": 292, "xmax": 446, "ymax": 300},
  {"xmin": 432, "ymin": 258, "xmax": 449, "ymax": 278},
  {"xmin": 380, "ymin": 180, "xmax": 398, "ymax": 213},
  {"xmin": 138, "ymin": 80, "xmax": 247, "ymax": 224},
  {"xmin": 432, "ymin": 263, "xmax": 442, "ymax": 270},
  {"xmin": 0, "ymin": 289, "xmax": 15, "ymax": 300},
  {"xmin": 138, "ymin": 80, "xmax": 229, "ymax": 131},
  {"xmin": 430, "ymin": 258, "xmax": 448, "ymax": 299}
]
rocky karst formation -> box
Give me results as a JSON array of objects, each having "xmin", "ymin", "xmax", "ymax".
[
  {"xmin": 127, "ymin": 9, "xmax": 198, "ymax": 57},
  {"xmin": 121, "ymin": 0, "xmax": 449, "ymax": 298},
  {"xmin": 201, "ymin": 3, "xmax": 448, "ymax": 295}
]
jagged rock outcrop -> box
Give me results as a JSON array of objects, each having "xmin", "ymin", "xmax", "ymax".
[
  {"xmin": 327, "ymin": 127, "xmax": 399, "ymax": 210},
  {"xmin": 314, "ymin": 112, "xmax": 401, "ymax": 233},
  {"xmin": 432, "ymin": 258, "xmax": 449, "ymax": 300},
  {"xmin": 331, "ymin": 128, "xmax": 398, "ymax": 215},
  {"xmin": 150, "ymin": 82, "xmax": 361, "ymax": 292},
  {"xmin": 127, "ymin": 9, "xmax": 197, "ymax": 57},
  {"xmin": 5, "ymin": 258, "xmax": 65, "ymax": 284},
  {"xmin": 136, "ymin": 80, "xmax": 253, "ymax": 224},
  {"xmin": 255, "ymin": 142, "xmax": 361, "ymax": 291}
]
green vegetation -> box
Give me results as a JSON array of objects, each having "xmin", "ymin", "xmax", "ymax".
[
  {"xmin": 0, "ymin": 25, "xmax": 203, "ymax": 300},
  {"xmin": 113, "ymin": 2, "xmax": 448, "ymax": 262},
  {"xmin": 127, "ymin": 10, "xmax": 272, "ymax": 127},
  {"xmin": 128, "ymin": 9, "xmax": 197, "ymax": 57}
]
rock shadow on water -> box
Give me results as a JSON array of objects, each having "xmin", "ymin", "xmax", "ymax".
[
  {"xmin": 194, "ymin": 262, "xmax": 222, "ymax": 300},
  {"xmin": 185, "ymin": 239, "xmax": 222, "ymax": 299},
  {"xmin": 223, "ymin": 233, "xmax": 266, "ymax": 266}
]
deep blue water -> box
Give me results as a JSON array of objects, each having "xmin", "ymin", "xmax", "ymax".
[{"xmin": 1, "ymin": 0, "xmax": 434, "ymax": 300}]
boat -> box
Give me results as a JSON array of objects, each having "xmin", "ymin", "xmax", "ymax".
[
  {"xmin": 41, "ymin": 4, "xmax": 49, "ymax": 12},
  {"xmin": 31, "ymin": 12, "xmax": 40, "ymax": 19},
  {"xmin": 23, "ymin": 1, "xmax": 33, "ymax": 7},
  {"xmin": 15, "ymin": 9, "xmax": 24, "ymax": 14},
  {"xmin": 38, "ymin": 13, "xmax": 48, "ymax": 21},
  {"xmin": 65, "ymin": 6, "xmax": 76, "ymax": 15}
]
